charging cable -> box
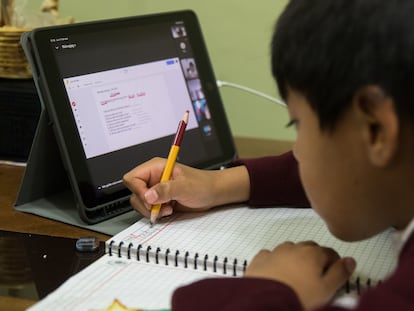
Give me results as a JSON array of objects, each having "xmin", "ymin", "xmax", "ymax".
[{"xmin": 216, "ymin": 79, "xmax": 286, "ymax": 107}]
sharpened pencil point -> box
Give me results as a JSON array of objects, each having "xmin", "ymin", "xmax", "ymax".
[{"xmin": 150, "ymin": 214, "xmax": 157, "ymax": 227}]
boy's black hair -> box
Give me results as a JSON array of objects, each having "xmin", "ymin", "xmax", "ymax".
[{"xmin": 272, "ymin": 0, "xmax": 414, "ymax": 129}]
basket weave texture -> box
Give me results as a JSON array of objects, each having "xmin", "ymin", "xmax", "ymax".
[{"xmin": 0, "ymin": 26, "xmax": 32, "ymax": 79}]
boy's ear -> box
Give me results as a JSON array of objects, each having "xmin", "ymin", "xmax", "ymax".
[{"xmin": 353, "ymin": 85, "xmax": 399, "ymax": 167}]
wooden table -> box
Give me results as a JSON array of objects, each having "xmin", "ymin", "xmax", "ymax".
[{"xmin": 0, "ymin": 137, "xmax": 292, "ymax": 310}]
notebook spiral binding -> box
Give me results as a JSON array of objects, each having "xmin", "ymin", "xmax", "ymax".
[
  {"xmin": 107, "ymin": 240, "xmax": 247, "ymax": 277},
  {"xmin": 344, "ymin": 277, "xmax": 379, "ymax": 295},
  {"xmin": 107, "ymin": 240, "xmax": 378, "ymax": 294}
]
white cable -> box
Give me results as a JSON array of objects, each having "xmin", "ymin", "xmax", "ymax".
[
  {"xmin": 0, "ymin": 160, "xmax": 27, "ymax": 167},
  {"xmin": 216, "ymin": 79, "xmax": 286, "ymax": 107}
]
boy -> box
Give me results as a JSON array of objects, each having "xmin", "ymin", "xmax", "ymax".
[{"xmin": 123, "ymin": 0, "xmax": 414, "ymax": 309}]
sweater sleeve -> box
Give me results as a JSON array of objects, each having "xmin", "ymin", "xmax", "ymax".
[
  {"xmin": 172, "ymin": 277, "xmax": 303, "ymax": 311},
  {"xmin": 231, "ymin": 151, "xmax": 309, "ymax": 207}
]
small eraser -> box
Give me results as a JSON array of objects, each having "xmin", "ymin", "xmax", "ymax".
[{"xmin": 76, "ymin": 236, "xmax": 100, "ymax": 252}]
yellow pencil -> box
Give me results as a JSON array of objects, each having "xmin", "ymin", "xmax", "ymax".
[{"xmin": 150, "ymin": 110, "xmax": 189, "ymax": 225}]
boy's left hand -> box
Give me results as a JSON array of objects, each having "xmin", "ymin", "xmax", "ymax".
[{"xmin": 244, "ymin": 241, "xmax": 356, "ymax": 310}]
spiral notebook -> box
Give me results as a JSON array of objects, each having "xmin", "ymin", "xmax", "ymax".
[{"xmin": 27, "ymin": 206, "xmax": 397, "ymax": 310}]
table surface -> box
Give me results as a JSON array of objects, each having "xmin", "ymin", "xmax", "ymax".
[{"xmin": 0, "ymin": 136, "xmax": 293, "ymax": 310}]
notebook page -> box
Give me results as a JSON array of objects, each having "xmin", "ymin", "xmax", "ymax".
[
  {"xmin": 109, "ymin": 205, "xmax": 397, "ymax": 282},
  {"xmin": 27, "ymin": 254, "xmax": 222, "ymax": 310}
]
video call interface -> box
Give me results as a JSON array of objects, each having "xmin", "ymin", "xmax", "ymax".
[{"xmin": 49, "ymin": 20, "xmax": 222, "ymax": 203}]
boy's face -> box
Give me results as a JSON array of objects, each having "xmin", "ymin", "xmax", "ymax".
[{"xmin": 286, "ymin": 89, "xmax": 393, "ymax": 241}]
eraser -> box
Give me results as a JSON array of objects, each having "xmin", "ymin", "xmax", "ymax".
[{"xmin": 76, "ymin": 236, "xmax": 99, "ymax": 252}]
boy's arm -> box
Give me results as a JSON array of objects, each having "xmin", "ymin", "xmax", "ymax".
[{"xmin": 172, "ymin": 278, "xmax": 303, "ymax": 311}]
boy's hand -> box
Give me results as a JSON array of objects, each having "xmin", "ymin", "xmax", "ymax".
[
  {"xmin": 123, "ymin": 157, "xmax": 217, "ymax": 219},
  {"xmin": 244, "ymin": 241, "xmax": 356, "ymax": 310},
  {"xmin": 123, "ymin": 157, "xmax": 250, "ymax": 221}
]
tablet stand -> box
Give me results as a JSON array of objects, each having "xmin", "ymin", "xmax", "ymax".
[{"xmin": 14, "ymin": 109, "xmax": 141, "ymax": 236}]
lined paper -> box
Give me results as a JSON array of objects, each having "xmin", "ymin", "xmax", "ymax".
[{"xmin": 28, "ymin": 255, "xmax": 217, "ymax": 310}]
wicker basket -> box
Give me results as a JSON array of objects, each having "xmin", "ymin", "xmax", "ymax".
[{"xmin": 0, "ymin": 26, "xmax": 32, "ymax": 79}]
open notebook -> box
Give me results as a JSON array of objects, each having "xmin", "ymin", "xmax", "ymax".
[{"xmin": 27, "ymin": 205, "xmax": 397, "ymax": 310}]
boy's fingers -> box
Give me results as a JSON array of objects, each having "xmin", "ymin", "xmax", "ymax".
[
  {"xmin": 324, "ymin": 257, "xmax": 356, "ymax": 290},
  {"xmin": 145, "ymin": 182, "xmax": 173, "ymax": 205},
  {"xmin": 130, "ymin": 194, "xmax": 150, "ymax": 216},
  {"xmin": 160, "ymin": 205, "xmax": 174, "ymax": 218}
]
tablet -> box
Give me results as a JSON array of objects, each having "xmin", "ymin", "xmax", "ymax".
[{"xmin": 21, "ymin": 10, "xmax": 236, "ymax": 224}]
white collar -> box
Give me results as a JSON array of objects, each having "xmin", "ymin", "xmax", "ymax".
[
  {"xmin": 393, "ymin": 217, "xmax": 414, "ymax": 254},
  {"xmin": 400, "ymin": 217, "xmax": 414, "ymax": 246}
]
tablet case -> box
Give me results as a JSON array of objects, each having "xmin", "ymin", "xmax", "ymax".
[
  {"xmin": 14, "ymin": 107, "xmax": 140, "ymax": 235},
  {"xmin": 16, "ymin": 31, "xmax": 135, "ymax": 226}
]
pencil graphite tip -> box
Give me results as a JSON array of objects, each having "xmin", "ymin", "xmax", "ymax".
[{"xmin": 150, "ymin": 210, "xmax": 159, "ymax": 226}]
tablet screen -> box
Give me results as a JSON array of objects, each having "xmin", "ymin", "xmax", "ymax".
[{"xmin": 26, "ymin": 11, "xmax": 236, "ymax": 221}]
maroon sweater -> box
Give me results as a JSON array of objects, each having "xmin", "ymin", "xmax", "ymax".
[{"xmin": 171, "ymin": 152, "xmax": 414, "ymax": 310}]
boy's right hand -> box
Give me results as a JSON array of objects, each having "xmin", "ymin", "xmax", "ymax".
[
  {"xmin": 123, "ymin": 157, "xmax": 216, "ymax": 218},
  {"xmin": 123, "ymin": 157, "xmax": 249, "ymax": 220}
]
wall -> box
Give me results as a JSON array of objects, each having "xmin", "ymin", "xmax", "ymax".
[{"xmin": 20, "ymin": 0, "xmax": 295, "ymax": 141}]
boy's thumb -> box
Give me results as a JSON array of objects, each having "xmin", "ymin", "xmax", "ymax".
[
  {"xmin": 343, "ymin": 257, "xmax": 357, "ymax": 274},
  {"xmin": 145, "ymin": 182, "xmax": 173, "ymax": 204},
  {"xmin": 144, "ymin": 188, "xmax": 159, "ymax": 204},
  {"xmin": 325, "ymin": 257, "xmax": 356, "ymax": 290}
]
